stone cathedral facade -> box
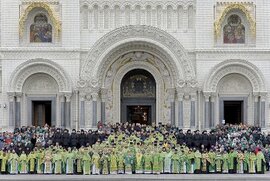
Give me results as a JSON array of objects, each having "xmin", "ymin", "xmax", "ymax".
[{"xmin": 0, "ymin": 0, "xmax": 269, "ymax": 130}]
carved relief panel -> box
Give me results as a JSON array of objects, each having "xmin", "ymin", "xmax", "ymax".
[{"xmin": 80, "ymin": 0, "xmax": 195, "ymax": 31}]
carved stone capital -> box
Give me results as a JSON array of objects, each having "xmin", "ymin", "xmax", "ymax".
[
  {"xmin": 59, "ymin": 94, "xmax": 65, "ymax": 102},
  {"xmin": 203, "ymin": 92, "xmax": 211, "ymax": 102},
  {"xmin": 91, "ymin": 93, "xmax": 99, "ymax": 101},
  {"xmin": 65, "ymin": 94, "xmax": 72, "ymax": 102},
  {"xmin": 100, "ymin": 88, "xmax": 108, "ymax": 102},
  {"xmin": 86, "ymin": 94, "xmax": 92, "ymax": 101},
  {"xmin": 210, "ymin": 95, "xmax": 216, "ymax": 103},
  {"xmin": 260, "ymin": 92, "xmax": 268, "ymax": 102},
  {"xmin": 7, "ymin": 92, "xmax": 15, "ymax": 102},
  {"xmin": 167, "ymin": 88, "xmax": 176, "ymax": 102},
  {"xmin": 16, "ymin": 92, "xmax": 23, "ymax": 102},
  {"xmin": 190, "ymin": 93, "xmax": 197, "ymax": 101},
  {"xmin": 177, "ymin": 91, "xmax": 184, "ymax": 101},
  {"xmin": 80, "ymin": 93, "xmax": 86, "ymax": 101}
]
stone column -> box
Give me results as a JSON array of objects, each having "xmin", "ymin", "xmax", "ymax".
[
  {"xmin": 60, "ymin": 94, "xmax": 65, "ymax": 128},
  {"xmin": 183, "ymin": 8, "xmax": 188, "ymax": 31},
  {"xmin": 100, "ymin": 88, "xmax": 108, "ymax": 124},
  {"xmin": 210, "ymin": 95, "xmax": 215, "ymax": 128},
  {"xmin": 190, "ymin": 93, "xmax": 196, "ymax": 128},
  {"xmin": 92, "ymin": 92, "xmax": 99, "ymax": 127},
  {"xmin": 80, "ymin": 93, "xmax": 86, "ymax": 129},
  {"xmin": 74, "ymin": 90, "xmax": 79, "ymax": 130},
  {"xmin": 260, "ymin": 93, "xmax": 267, "ymax": 128},
  {"xmin": 15, "ymin": 93, "xmax": 22, "ymax": 128},
  {"xmin": 177, "ymin": 91, "xmax": 184, "ymax": 128},
  {"xmin": 168, "ymin": 88, "xmax": 176, "ymax": 126},
  {"xmin": 8, "ymin": 93, "xmax": 15, "ymax": 128},
  {"xmin": 65, "ymin": 94, "xmax": 72, "ymax": 128},
  {"xmin": 204, "ymin": 93, "xmax": 210, "ymax": 129},
  {"xmin": 254, "ymin": 95, "xmax": 259, "ymax": 126},
  {"xmin": 197, "ymin": 90, "xmax": 202, "ymax": 130}
]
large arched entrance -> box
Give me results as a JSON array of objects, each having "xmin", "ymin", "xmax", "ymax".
[
  {"xmin": 203, "ymin": 60, "xmax": 267, "ymax": 128},
  {"xmin": 8, "ymin": 59, "xmax": 72, "ymax": 128},
  {"xmin": 121, "ymin": 69, "xmax": 156, "ymax": 125},
  {"xmin": 78, "ymin": 25, "xmax": 197, "ymax": 128}
]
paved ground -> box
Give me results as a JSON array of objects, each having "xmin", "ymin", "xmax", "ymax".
[{"xmin": 1, "ymin": 174, "xmax": 270, "ymax": 181}]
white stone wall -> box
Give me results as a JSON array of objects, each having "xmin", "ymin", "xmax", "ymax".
[{"xmin": 0, "ymin": 0, "xmax": 270, "ymax": 129}]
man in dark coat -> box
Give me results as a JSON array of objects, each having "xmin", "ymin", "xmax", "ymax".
[
  {"xmin": 209, "ymin": 131, "xmax": 217, "ymax": 148},
  {"xmin": 193, "ymin": 130, "xmax": 201, "ymax": 149},
  {"xmin": 176, "ymin": 129, "xmax": 186, "ymax": 145},
  {"xmin": 53, "ymin": 128, "xmax": 62, "ymax": 145},
  {"xmin": 62, "ymin": 129, "xmax": 70, "ymax": 149},
  {"xmin": 185, "ymin": 130, "xmax": 193, "ymax": 148},
  {"xmin": 86, "ymin": 130, "xmax": 93, "ymax": 146},
  {"xmin": 70, "ymin": 129, "xmax": 78, "ymax": 148},
  {"xmin": 201, "ymin": 131, "xmax": 209, "ymax": 150},
  {"xmin": 78, "ymin": 130, "xmax": 86, "ymax": 148}
]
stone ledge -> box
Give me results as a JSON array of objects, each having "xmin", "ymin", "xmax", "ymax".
[{"xmin": 1, "ymin": 173, "xmax": 270, "ymax": 181}]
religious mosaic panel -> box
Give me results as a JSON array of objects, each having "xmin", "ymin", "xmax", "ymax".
[
  {"xmin": 121, "ymin": 70, "xmax": 156, "ymax": 98},
  {"xmin": 30, "ymin": 13, "xmax": 52, "ymax": 42},
  {"xmin": 223, "ymin": 14, "xmax": 245, "ymax": 44}
]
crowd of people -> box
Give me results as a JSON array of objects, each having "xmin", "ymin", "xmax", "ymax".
[{"xmin": 0, "ymin": 122, "xmax": 269, "ymax": 175}]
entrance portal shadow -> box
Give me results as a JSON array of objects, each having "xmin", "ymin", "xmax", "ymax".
[
  {"xmin": 224, "ymin": 101, "xmax": 243, "ymax": 125},
  {"xmin": 121, "ymin": 69, "xmax": 156, "ymax": 125}
]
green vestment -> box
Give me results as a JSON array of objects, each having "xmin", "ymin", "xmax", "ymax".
[
  {"xmin": 171, "ymin": 152, "xmax": 180, "ymax": 173},
  {"xmin": 18, "ymin": 153, "xmax": 28, "ymax": 174},
  {"xmin": 248, "ymin": 153, "xmax": 256, "ymax": 174},
  {"xmin": 256, "ymin": 151, "xmax": 266, "ymax": 173},
  {"xmin": 82, "ymin": 152, "xmax": 91, "ymax": 175},
  {"xmin": 9, "ymin": 153, "xmax": 18, "ymax": 174},
  {"xmin": 52, "ymin": 152, "xmax": 63, "ymax": 174},
  {"xmin": 65, "ymin": 152, "xmax": 75, "ymax": 174},
  {"xmin": 194, "ymin": 151, "xmax": 202, "ymax": 171},
  {"xmin": 28, "ymin": 152, "xmax": 36, "ymax": 173}
]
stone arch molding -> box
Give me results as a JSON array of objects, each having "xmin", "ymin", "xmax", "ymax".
[
  {"xmin": 80, "ymin": 25, "xmax": 196, "ymax": 87},
  {"xmin": 9, "ymin": 59, "xmax": 72, "ymax": 93},
  {"xmin": 204, "ymin": 59, "xmax": 266, "ymax": 94}
]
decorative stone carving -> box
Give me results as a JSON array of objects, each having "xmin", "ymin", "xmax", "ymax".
[
  {"xmin": 105, "ymin": 89, "xmax": 113, "ymax": 123},
  {"xmin": 7, "ymin": 92, "xmax": 15, "ymax": 102},
  {"xmin": 80, "ymin": 0, "xmax": 195, "ymax": 30},
  {"xmin": 100, "ymin": 88, "xmax": 108, "ymax": 102},
  {"xmin": 163, "ymin": 90, "xmax": 172, "ymax": 123},
  {"xmin": 23, "ymin": 73, "xmax": 58, "ymax": 94},
  {"xmin": 65, "ymin": 94, "xmax": 72, "ymax": 102},
  {"xmin": 103, "ymin": 51, "xmax": 173, "ymax": 89},
  {"xmin": 80, "ymin": 93, "xmax": 86, "ymax": 101},
  {"xmin": 9, "ymin": 58, "xmax": 72, "ymax": 93},
  {"xmin": 204, "ymin": 60, "xmax": 266, "ymax": 94},
  {"xmin": 183, "ymin": 99, "xmax": 191, "ymax": 127},
  {"xmin": 81, "ymin": 25, "xmax": 195, "ymax": 84},
  {"xmin": 218, "ymin": 74, "xmax": 252, "ymax": 94}
]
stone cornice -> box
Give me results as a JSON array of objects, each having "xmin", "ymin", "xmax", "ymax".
[
  {"xmin": 195, "ymin": 48, "xmax": 270, "ymax": 54},
  {"xmin": 80, "ymin": 0, "xmax": 195, "ymax": 10},
  {"xmin": 0, "ymin": 47, "xmax": 81, "ymax": 52}
]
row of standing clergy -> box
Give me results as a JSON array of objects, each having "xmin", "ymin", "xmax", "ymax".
[{"xmin": 0, "ymin": 146, "xmax": 267, "ymax": 174}]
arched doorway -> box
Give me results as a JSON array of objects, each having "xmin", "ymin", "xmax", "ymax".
[
  {"xmin": 121, "ymin": 69, "xmax": 156, "ymax": 125},
  {"xmin": 23, "ymin": 73, "xmax": 58, "ymax": 127},
  {"xmin": 8, "ymin": 59, "xmax": 72, "ymax": 128},
  {"xmin": 203, "ymin": 60, "xmax": 267, "ymax": 128}
]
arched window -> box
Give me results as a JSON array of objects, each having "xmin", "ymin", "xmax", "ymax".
[
  {"xmin": 223, "ymin": 14, "xmax": 245, "ymax": 44},
  {"xmin": 30, "ymin": 13, "xmax": 52, "ymax": 43}
]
